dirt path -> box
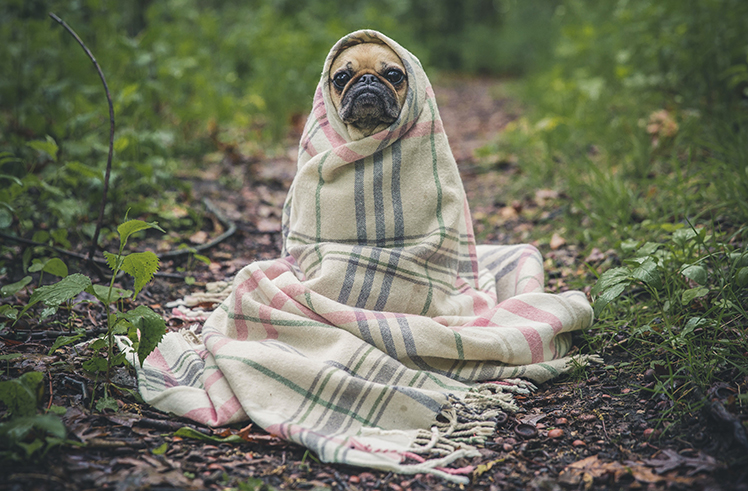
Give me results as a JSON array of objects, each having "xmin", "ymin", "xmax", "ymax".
[{"xmin": 2, "ymin": 78, "xmax": 740, "ymax": 491}]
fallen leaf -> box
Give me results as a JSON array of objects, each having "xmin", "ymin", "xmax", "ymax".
[
  {"xmin": 560, "ymin": 454, "xmax": 697, "ymax": 488},
  {"xmin": 535, "ymin": 189, "xmax": 558, "ymax": 203},
  {"xmin": 550, "ymin": 233, "xmax": 566, "ymax": 250},
  {"xmin": 584, "ymin": 248, "xmax": 606, "ymax": 263},
  {"xmin": 500, "ymin": 206, "xmax": 518, "ymax": 219},
  {"xmin": 256, "ymin": 218, "xmax": 281, "ymax": 232},
  {"xmin": 473, "ymin": 457, "xmax": 506, "ymax": 477},
  {"xmin": 643, "ymin": 449, "xmax": 722, "ymax": 476},
  {"xmin": 520, "ymin": 413, "xmax": 547, "ymax": 426},
  {"xmin": 189, "ymin": 230, "xmax": 209, "ymax": 244}
]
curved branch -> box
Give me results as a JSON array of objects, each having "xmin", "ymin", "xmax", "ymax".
[
  {"xmin": 49, "ymin": 13, "xmax": 115, "ymax": 264},
  {"xmin": 157, "ymin": 198, "xmax": 238, "ymax": 259}
]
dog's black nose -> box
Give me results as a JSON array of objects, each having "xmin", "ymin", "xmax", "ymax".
[{"xmin": 358, "ymin": 74, "xmax": 378, "ymax": 85}]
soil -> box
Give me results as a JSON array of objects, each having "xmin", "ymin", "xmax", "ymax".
[{"xmin": 1, "ymin": 77, "xmax": 746, "ymax": 491}]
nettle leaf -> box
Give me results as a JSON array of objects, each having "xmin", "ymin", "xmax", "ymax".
[
  {"xmin": 41, "ymin": 258, "xmax": 69, "ymax": 278},
  {"xmin": 591, "ymin": 267, "xmax": 630, "ymax": 296},
  {"xmin": 672, "ymin": 228, "xmax": 698, "ymax": 248},
  {"xmin": 83, "ymin": 356, "xmax": 108, "ymax": 373},
  {"xmin": 684, "ymin": 316, "xmax": 713, "ymax": 332},
  {"xmin": 88, "ymin": 338, "xmax": 108, "ymax": 352},
  {"xmin": 47, "ymin": 330, "xmax": 86, "ymax": 355},
  {"xmin": 50, "ymin": 229, "xmax": 71, "ymax": 249},
  {"xmin": 22, "ymin": 274, "xmax": 92, "ymax": 317},
  {"xmin": 681, "ymin": 264, "xmax": 708, "ymax": 285},
  {"xmin": 593, "ymin": 283, "xmax": 627, "ymax": 317},
  {"xmin": 95, "ymin": 395, "xmax": 119, "ymax": 413},
  {"xmin": 1, "ymin": 276, "xmax": 32, "ymax": 297},
  {"xmin": 0, "ymin": 305, "xmax": 19, "ymax": 320},
  {"xmin": 632, "ymin": 258, "xmax": 662, "ymax": 289},
  {"xmin": 121, "ymin": 305, "xmax": 165, "ymax": 366},
  {"xmin": 103, "ymin": 251, "xmax": 124, "ymax": 273},
  {"xmin": 117, "ymin": 219, "xmax": 165, "ymax": 250},
  {"xmin": 620, "ymin": 239, "xmax": 639, "ymax": 254},
  {"xmin": 0, "ymin": 371, "xmax": 44, "ymax": 417},
  {"xmin": 0, "ymin": 414, "xmax": 66, "ymax": 454},
  {"xmin": 636, "ymin": 242, "xmax": 661, "ymax": 257},
  {"xmin": 682, "ymin": 287, "xmax": 710, "ymax": 305},
  {"xmin": 120, "ymin": 251, "xmax": 159, "ymax": 298},
  {"xmin": 85, "ymin": 284, "xmax": 133, "ymax": 305}
]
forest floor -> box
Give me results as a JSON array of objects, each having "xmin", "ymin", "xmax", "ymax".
[{"xmin": 1, "ymin": 77, "xmax": 746, "ymax": 491}]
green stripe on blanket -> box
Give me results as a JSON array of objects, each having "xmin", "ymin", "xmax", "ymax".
[{"xmin": 123, "ymin": 30, "xmax": 597, "ymax": 484}]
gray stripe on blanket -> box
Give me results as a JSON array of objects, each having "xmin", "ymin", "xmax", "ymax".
[
  {"xmin": 355, "ymin": 158, "xmax": 367, "ymax": 242},
  {"xmin": 391, "ymin": 141, "xmax": 405, "ymax": 247}
]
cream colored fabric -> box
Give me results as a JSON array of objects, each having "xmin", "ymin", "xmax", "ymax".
[{"xmin": 128, "ymin": 30, "xmax": 595, "ymax": 483}]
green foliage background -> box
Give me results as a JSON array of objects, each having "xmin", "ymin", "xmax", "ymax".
[
  {"xmin": 1, "ymin": 0, "xmax": 747, "ymax": 456},
  {"xmin": 1, "ymin": 0, "xmax": 746, "ymax": 250}
]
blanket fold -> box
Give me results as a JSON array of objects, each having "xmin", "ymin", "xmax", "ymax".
[{"xmin": 128, "ymin": 30, "xmax": 595, "ymax": 483}]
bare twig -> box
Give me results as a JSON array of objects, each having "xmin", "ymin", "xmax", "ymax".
[
  {"xmin": 0, "ymin": 230, "xmax": 107, "ymax": 265},
  {"xmin": 46, "ymin": 370, "xmax": 54, "ymax": 411},
  {"xmin": 48, "ymin": 13, "xmax": 114, "ymax": 265}
]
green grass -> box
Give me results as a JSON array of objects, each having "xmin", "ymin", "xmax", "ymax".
[{"xmin": 470, "ymin": 0, "xmax": 748, "ymax": 432}]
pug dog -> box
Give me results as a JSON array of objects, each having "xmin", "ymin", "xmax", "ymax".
[{"xmin": 329, "ymin": 42, "xmax": 408, "ymax": 138}]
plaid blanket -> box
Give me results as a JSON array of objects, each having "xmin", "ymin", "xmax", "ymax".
[{"xmin": 129, "ymin": 30, "xmax": 595, "ymax": 483}]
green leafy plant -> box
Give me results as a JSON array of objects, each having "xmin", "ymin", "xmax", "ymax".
[
  {"xmin": 0, "ymin": 371, "xmax": 67, "ymax": 463},
  {"xmin": 591, "ymin": 224, "xmax": 748, "ymax": 416},
  {"xmin": 14, "ymin": 217, "xmax": 167, "ymax": 410}
]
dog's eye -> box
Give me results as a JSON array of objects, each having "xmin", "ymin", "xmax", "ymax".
[
  {"xmin": 333, "ymin": 72, "xmax": 351, "ymax": 90},
  {"xmin": 385, "ymin": 69, "xmax": 404, "ymax": 85}
]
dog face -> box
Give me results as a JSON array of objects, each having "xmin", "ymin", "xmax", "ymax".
[{"xmin": 329, "ymin": 42, "xmax": 408, "ymax": 137}]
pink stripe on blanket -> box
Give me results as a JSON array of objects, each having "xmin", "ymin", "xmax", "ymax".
[
  {"xmin": 204, "ymin": 331, "xmax": 233, "ymax": 353},
  {"xmin": 183, "ymin": 395, "xmax": 244, "ymax": 427},
  {"xmin": 264, "ymin": 260, "xmax": 292, "ymax": 280},
  {"xmin": 203, "ymin": 369, "xmax": 225, "ymax": 391},
  {"xmin": 454, "ymin": 277, "xmax": 491, "ymax": 317},
  {"xmin": 334, "ymin": 144, "xmax": 365, "ymax": 162},
  {"xmin": 277, "ymin": 283, "xmax": 335, "ymax": 325},
  {"xmin": 462, "ymin": 316, "xmax": 498, "ymax": 329},
  {"xmin": 499, "ymin": 298, "xmax": 564, "ymax": 362},
  {"xmin": 233, "ymin": 271, "xmax": 278, "ymax": 340},
  {"xmin": 311, "ymin": 88, "xmax": 356, "ymax": 153},
  {"xmin": 400, "ymin": 119, "xmax": 445, "ymax": 139},
  {"xmin": 503, "ymin": 298, "xmax": 564, "ymax": 335},
  {"xmin": 258, "ymin": 304, "xmax": 280, "ymax": 340}
]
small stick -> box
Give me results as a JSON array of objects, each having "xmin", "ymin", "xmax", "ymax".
[
  {"xmin": 48, "ymin": 13, "xmax": 114, "ymax": 265},
  {"xmin": 46, "ymin": 370, "xmax": 54, "ymax": 411}
]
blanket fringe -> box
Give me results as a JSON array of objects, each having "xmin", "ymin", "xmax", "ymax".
[
  {"xmin": 410, "ymin": 378, "xmax": 536, "ymax": 458},
  {"xmin": 166, "ymin": 281, "xmax": 232, "ymax": 321},
  {"xmin": 397, "ymin": 448, "xmax": 479, "ymax": 484}
]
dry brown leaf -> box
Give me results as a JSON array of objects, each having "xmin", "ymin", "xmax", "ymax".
[
  {"xmin": 550, "ymin": 233, "xmax": 566, "ymax": 250},
  {"xmin": 256, "ymin": 217, "xmax": 281, "ymax": 232},
  {"xmin": 560, "ymin": 454, "xmax": 698, "ymax": 488},
  {"xmin": 189, "ymin": 230, "xmax": 209, "ymax": 244},
  {"xmin": 500, "ymin": 206, "xmax": 518, "ymax": 219},
  {"xmin": 584, "ymin": 247, "xmax": 606, "ymax": 263},
  {"xmin": 642, "ymin": 449, "xmax": 722, "ymax": 476},
  {"xmin": 535, "ymin": 189, "xmax": 559, "ymax": 202}
]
